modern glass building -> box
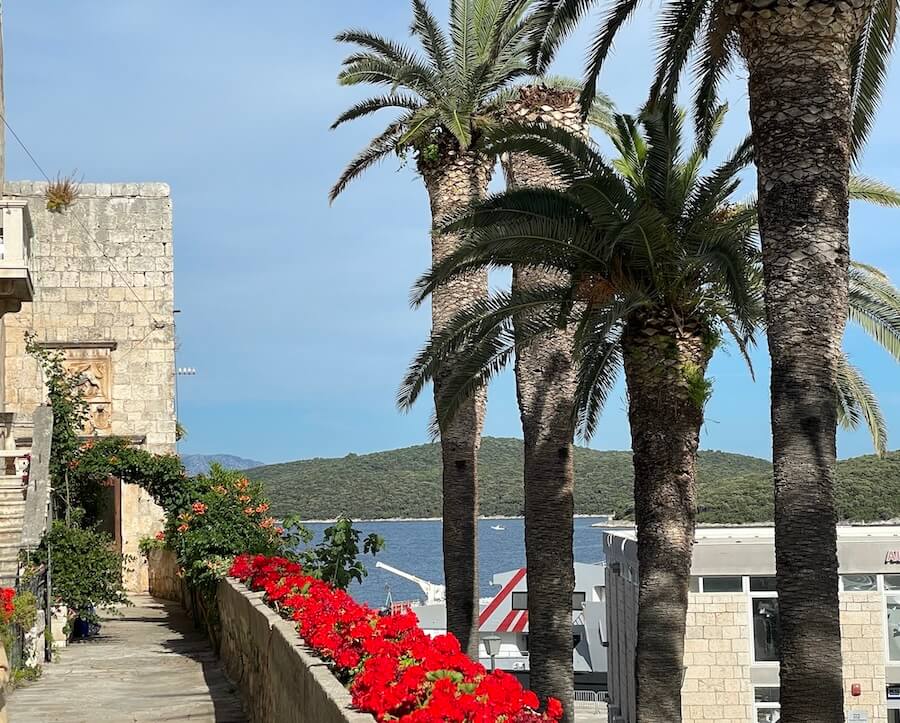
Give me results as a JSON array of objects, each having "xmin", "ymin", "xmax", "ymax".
[{"xmin": 604, "ymin": 526, "xmax": 900, "ymax": 723}]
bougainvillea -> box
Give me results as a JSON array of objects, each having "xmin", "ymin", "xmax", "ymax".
[{"xmin": 230, "ymin": 554, "xmax": 562, "ymax": 723}]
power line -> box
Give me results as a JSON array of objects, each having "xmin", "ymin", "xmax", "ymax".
[{"xmin": 1, "ymin": 112, "xmax": 168, "ymax": 330}]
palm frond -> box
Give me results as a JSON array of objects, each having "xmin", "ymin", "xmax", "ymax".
[
  {"xmin": 330, "ymin": 114, "xmax": 418, "ymax": 202},
  {"xmin": 338, "ymin": 55, "xmax": 435, "ymax": 95},
  {"xmin": 648, "ymin": 0, "xmax": 713, "ymax": 108},
  {"xmin": 684, "ymin": 134, "xmax": 753, "ymax": 225},
  {"xmin": 836, "ymin": 355, "xmax": 889, "ymax": 457},
  {"xmin": 849, "ymin": 0, "xmax": 899, "ymax": 163},
  {"xmin": 399, "ymin": 286, "xmax": 575, "ymax": 430},
  {"xmin": 336, "ymin": 30, "xmax": 435, "ymax": 85},
  {"xmin": 451, "ymin": 0, "xmax": 479, "ymax": 81},
  {"xmin": 331, "ymin": 95, "xmax": 424, "ymax": 130},
  {"xmin": 849, "ymin": 174, "xmax": 900, "ymax": 207},
  {"xmin": 848, "ymin": 262, "xmax": 900, "ymax": 361},
  {"xmin": 692, "ymin": 2, "xmax": 736, "ymax": 146},
  {"xmin": 580, "ymin": 0, "xmax": 643, "ymax": 111},
  {"xmin": 527, "ymin": 0, "xmax": 598, "ymax": 73},
  {"xmin": 411, "ymin": 0, "xmax": 452, "ymax": 72}
]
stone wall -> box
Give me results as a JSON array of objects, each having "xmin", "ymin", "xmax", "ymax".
[
  {"xmin": 217, "ymin": 577, "xmax": 373, "ymax": 723},
  {"xmin": 840, "ymin": 592, "xmax": 888, "ymax": 722},
  {"xmin": 147, "ymin": 548, "xmax": 188, "ymax": 608},
  {"xmin": 682, "ymin": 593, "xmax": 753, "ymax": 723},
  {"xmin": 1, "ymin": 181, "xmax": 176, "ymax": 591}
]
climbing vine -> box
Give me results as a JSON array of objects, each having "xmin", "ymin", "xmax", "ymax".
[{"xmin": 25, "ymin": 333, "xmax": 89, "ymax": 519}]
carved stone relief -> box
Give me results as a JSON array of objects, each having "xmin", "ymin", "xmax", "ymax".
[{"xmin": 63, "ymin": 348, "xmax": 113, "ymax": 434}]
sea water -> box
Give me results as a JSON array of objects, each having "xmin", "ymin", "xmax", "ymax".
[{"xmin": 303, "ymin": 517, "xmax": 610, "ymax": 607}]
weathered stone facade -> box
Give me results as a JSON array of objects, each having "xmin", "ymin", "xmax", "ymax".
[
  {"xmin": 1, "ymin": 181, "xmax": 176, "ymax": 590},
  {"xmin": 840, "ymin": 592, "xmax": 888, "ymax": 722},
  {"xmin": 682, "ymin": 593, "xmax": 753, "ymax": 723}
]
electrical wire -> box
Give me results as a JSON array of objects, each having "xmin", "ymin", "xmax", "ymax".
[{"xmin": 1, "ymin": 112, "xmax": 168, "ymax": 331}]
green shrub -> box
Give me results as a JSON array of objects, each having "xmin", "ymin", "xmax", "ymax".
[
  {"xmin": 168, "ymin": 465, "xmax": 383, "ymax": 592},
  {"xmin": 38, "ymin": 520, "xmax": 131, "ymax": 623}
]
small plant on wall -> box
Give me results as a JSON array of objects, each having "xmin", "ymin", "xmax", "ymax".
[{"xmin": 44, "ymin": 173, "xmax": 80, "ymax": 213}]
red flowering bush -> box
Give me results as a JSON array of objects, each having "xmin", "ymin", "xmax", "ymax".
[
  {"xmin": 0, "ymin": 588, "xmax": 15, "ymax": 624},
  {"xmin": 230, "ymin": 554, "xmax": 562, "ymax": 723},
  {"xmin": 169, "ymin": 467, "xmax": 286, "ymax": 588}
]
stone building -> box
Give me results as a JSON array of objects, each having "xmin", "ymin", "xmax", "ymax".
[
  {"xmin": 604, "ymin": 526, "xmax": 900, "ymax": 723},
  {"xmin": 0, "ymin": 182, "xmax": 177, "ymax": 591}
]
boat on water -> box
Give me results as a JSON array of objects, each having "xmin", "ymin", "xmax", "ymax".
[
  {"xmin": 376, "ymin": 560, "xmax": 609, "ymax": 690},
  {"xmin": 491, "ymin": 524, "xmax": 506, "ymax": 531}
]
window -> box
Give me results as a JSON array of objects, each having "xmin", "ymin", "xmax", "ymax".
[
  {"xmin": 702, "ymin": 576, "xmax": 743, "ymax": 593},
  {"xmin": 750, "ymin": 577, "xmax": 778, "ymax": 592},
  {"xmin": 885, "ymin": 575, "xmax": 900, "ymax": 591},
  {"xmin": 842, "ymin": 574, "xmax": 877, "ymax": 591},
  {"xmin": 752, "ymin": 598, "xmax": 780, "ymax": 662},
  {"xmin": 572, "ymin": 592, "xmax": 586, "ymax": 610},
  {"xmin": 512, "ymin": 592, "xmax": 528, "ymax": 611},
  {"xmin": 754, "ymin": 686, "xmax": 780, "ymax": 723},
  {"xmin": 887, "ymin": 596, "xmax": 900, "ymax": 662}
]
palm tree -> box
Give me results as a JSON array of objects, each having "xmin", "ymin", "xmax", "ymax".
[
  {"xmin": 330, "ymin": 0, "xmax": 538, "ymax": 657},
  {"xmin": 526, "ymin": 3, "xmax": 896, "ymax": 718},
  {"xmin": 497, "ymin": 82, "xmax": 611, "ymax": 719},
  {"xmin": 402, "ymin": 105, "xmax": 760, "ymax": 723}
]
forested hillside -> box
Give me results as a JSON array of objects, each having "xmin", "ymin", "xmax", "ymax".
[
  {"xmin": 246, "ymin": 439, "xmax": 900, "ymax": 522},
  {"xmin": 249, "ymin": 437, "xmax": 782, "ymax": 520}
]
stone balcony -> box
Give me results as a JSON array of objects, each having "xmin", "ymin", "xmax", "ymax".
[{"xmin": 0, "ymin": 197, "xmax": 34, "ymax": 313}]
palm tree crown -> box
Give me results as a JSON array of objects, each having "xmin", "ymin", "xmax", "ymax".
[
  {"xmin": 399, "ymin": 108, "xmax": 900, "ymax": 453},
  {"xmin": 399, "ymin": 105, "xmax": 760, "ymax": 432},
  {"xmin": 329, "ymin": 0, "xmax": 538, "ymax": 201},
  {"xmin": 526, "ymin": 0, "xmax": 896, "ymax": 155}
]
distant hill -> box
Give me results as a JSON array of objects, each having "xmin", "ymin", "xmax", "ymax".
[
  {"xmin": 182, "ymin": 454, "xmax": 265, "ymax": 477},
  {"xmin": 246, "ymin": 437, "xmax": 790, "ymax": 521}
]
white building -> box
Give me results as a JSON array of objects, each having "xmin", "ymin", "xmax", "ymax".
[{"xmin": 604, "ymin": 526, "xmax": 900, "ymax": 723}]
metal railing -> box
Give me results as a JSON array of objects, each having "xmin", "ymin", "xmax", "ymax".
[
  {"xmin": 574, "ymin": 690, "xmax": 609, "ymax": 715},
  {"xmin": 7, "ymin": 563, "xmax": 50, "ymax": 670}
]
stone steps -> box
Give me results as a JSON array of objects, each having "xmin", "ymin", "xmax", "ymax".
[{"xmin": 0, "ymin": 450, "xmax": 30, "ymax": 583}]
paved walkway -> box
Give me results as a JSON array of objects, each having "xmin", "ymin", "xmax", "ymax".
[{"xmin": 8, "ymin": 596, "xmax": 247, "ymax": 722}]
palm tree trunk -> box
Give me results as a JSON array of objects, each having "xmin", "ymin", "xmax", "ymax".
[
  {"xmin": 419, "ymin": 142, "xmax": 493, "ymax": 659},
  {"xmin": 737, "ymin": 6, "xmax": 870, "ymax": 720},
  {"xmin": 621, "ymin": 311, "xmax": 712, "ymax": 723},
  {"xmin": 501, "ymin": 85, "xmax": 586, "ymax": 723}
]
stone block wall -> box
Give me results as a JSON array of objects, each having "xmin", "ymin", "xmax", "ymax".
[
  {"xmin": 148, "ymin": 548, "xmax": 188, "ymax": 607},
  {"xmin": 217, "ymin": 577, "xmax": 373, "ymax": 723},
  {"xmin": 1, "ymin": 181, "xmax": 176, "ymax": 590},
  {"xmin": 682, "ymin": 593, "xmax": 753, "ymax": 722},
  {"xmin": 840, "ymin": 592, "xmax": 888, "ymax": 722}
]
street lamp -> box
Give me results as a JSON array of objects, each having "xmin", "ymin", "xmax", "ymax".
[{"xmin": 482, "ymin": 635, "xmax": 502, "ymax": 672}]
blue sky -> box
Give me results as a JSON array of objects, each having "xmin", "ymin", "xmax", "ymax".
[{"xmin": 4, "ymin": 2, "xmax": 900, "ymax": 464}]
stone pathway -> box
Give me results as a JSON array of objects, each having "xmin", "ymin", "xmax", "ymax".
[{"xmin": 8, "ymin": 595, "xmax": 247, "ymax": 722}]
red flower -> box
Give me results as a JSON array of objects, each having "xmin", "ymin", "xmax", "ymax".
[
  {"xmin": 0, "ymin": 588, "xmax": 15, "ymax": 623},
  {"xmin": 227, "ymin": 555, "xmax": 560, "ymax": 722},
  {"xmin": 191, "ymin": 502, "xmax": 207, "ymax": 515}
]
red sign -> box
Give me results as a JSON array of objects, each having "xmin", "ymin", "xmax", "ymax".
[{"xmin": 886, "ymin": 550, "xmax": 900, "ymax": 564}]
